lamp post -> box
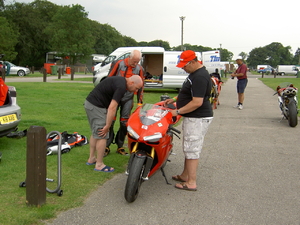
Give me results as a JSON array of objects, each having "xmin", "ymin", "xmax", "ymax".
[{"xmin": 179, "ymin": 16, "xmax": 185, "ymax": 51}]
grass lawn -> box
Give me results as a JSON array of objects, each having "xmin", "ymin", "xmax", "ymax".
[
  {"xmin": 259, "ymin": 77, "xmax": 300, "ymax": 108},
  {"xmin": 0, "ymin": 81, "xmax": 178, "ymax": 225}
]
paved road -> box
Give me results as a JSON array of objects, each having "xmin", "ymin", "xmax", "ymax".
[{"xmin": 38, "ymin": 75, "xmax": 299, "ymax": 224}]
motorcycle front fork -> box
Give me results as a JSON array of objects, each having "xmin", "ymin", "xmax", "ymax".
[
  {"xmin": 125, "ymin": 143, "xmax": 154, "ymax": 181},
  {"xmin": 125, "ymin": 143, "xmax": 171, "ymax": 184}
]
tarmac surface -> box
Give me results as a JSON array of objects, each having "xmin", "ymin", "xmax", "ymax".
[{"xmin": 8, "ymin": 74, "xmax": 300, "ymax": 224}]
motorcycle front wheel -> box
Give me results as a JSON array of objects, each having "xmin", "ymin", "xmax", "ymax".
[
  {"xmin": 288, "ymin": 100, "xmax": 298, "ymax": 127},
  {"xmin": 124, "ymin": 155, "xmax": 145, "ymax": 203}
]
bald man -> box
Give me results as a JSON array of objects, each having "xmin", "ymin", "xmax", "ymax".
[{"xmin": 84, "ymin": 75, "xmax": 143, "ymax": 172}]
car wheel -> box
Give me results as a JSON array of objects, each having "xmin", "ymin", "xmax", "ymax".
[
  {"xmin": 17, "ymin": 70, "xmax": 25, "ymax": 77},
  {"xmin": 281, "ymin": 72, "xmax": 285, "ymax": 76}
]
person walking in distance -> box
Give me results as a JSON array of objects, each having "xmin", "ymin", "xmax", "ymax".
[
  {"xmin": 164, "ymin": 50, "xmax": 213, "ymax": 191},
  {"xmin": 231, "ymin": 56, "xmax": 248, "ymax": 110},
  {"xmin": 84, "ymin": 75, "xmax": 143, "ymax": 172},
  {"xmin": 106, "ymin": 50, "xmax": 144, "ymax": 156}
]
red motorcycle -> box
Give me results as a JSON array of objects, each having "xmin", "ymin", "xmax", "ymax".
[{"xmin": 124, "ymin": 102, "xmax": 181, "ymax": 203}]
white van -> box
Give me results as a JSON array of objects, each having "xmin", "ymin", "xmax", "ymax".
[
  {"xmin": 276, "ymin": 65, "xmax": 298, "ymax": 76},
  {"xmin": 92, "ymin": 47, "xmax": 221, "ymax": 89}
]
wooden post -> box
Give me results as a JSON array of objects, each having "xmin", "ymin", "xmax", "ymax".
[
  {"xmin": 26, "ymin": 126, "xmax": 47, "ymax": 207},
  {"xmin": 58, "ymin": 67, "xmax": 62, "ymax": 79},
  {"xmin": 42, "ymin": 68, "xmax": 47, "ymax": 82},
  {"xmin": 70, "ymin": 66, "xmax": 75, "ymax": 80}
]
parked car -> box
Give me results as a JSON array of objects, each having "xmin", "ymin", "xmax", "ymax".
[
  {"xmin": 257, "ymin": 65, "xmax": 273, "ymax": 74},
  {"xmin": 0, "ymin": 61, "xmax": 30, "ymax": 76},
  {"xmin": 0, "ymin": 78, "xmax": 21, "ymax": 137},
  {"xmin": 257, "ymin": 67, "xmax": 273, "ymax": 74}
]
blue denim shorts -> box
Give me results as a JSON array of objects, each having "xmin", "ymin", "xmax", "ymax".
[{"xmin": 237, "ymin": 78, "xmax": 248, "ymax": 93}]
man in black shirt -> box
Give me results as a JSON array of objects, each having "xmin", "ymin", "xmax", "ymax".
[
  {"xmin": 165, "ymin": 50, "xmax": 213, "ymax": 191},
  {"xmin": 84, "ymin": 75, "xmax": 143, "ymax": 172}
]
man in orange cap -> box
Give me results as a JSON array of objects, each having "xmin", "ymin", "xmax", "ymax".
[{"xmin": 164, "ymin": 50, "xmax": 213, "ymax": 191}]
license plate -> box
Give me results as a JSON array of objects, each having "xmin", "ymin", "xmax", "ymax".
[{"xmin": 0, "ymin": 114, "xmax": 17, "ymax": 124}]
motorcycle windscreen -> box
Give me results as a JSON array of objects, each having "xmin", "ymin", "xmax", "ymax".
[{"xmin": 139, "ymin": 103, "xmax": 169, "ymax": 125}]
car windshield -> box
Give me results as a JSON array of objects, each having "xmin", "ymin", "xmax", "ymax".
[
  {"xmin": 101, "ymin": 56, "xmax": 116, "ymax": 66},
  {"xmin": 139, "ymin": 103, "xmax": 169, "ymax": 125},
  {"xmin": 8, "ymin": 62, "xmax": 16, "ymax": 67}
]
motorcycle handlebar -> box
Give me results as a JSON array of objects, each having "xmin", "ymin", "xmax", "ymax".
[{"xmin": 170, "ymin": 126, "xmax": 181, "ymax": 134}]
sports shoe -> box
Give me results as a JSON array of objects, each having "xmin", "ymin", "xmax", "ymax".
[
  {"xmin": 238, "ymin": 104, "xmax": 243, "ymax": 110},
  {"xmin": 117, "ymin": 147, "xmax": 128, "ymax": 155},
  {"xmin": 104, "ymin": 147, "xmax": 110, "ymax": 157},
  {"xmin": 233, "ymin": 104, "xmax": 239, "ymax": 108}
]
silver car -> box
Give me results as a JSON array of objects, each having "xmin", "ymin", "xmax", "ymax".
[
  {"xmin": 0, "ymin": 61, "xmax": 30, "ymax": 76},
  {"xmin": 0, "ymin": 82, "xmax": 21, "ymax": 137}
]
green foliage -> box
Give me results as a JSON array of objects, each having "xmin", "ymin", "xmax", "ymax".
[
  {"xmin": 2, "ymin": 0, "xmax": 59, "ymax": 66},
  {"xmin": 173, "ymin": 43, "xmax": 213, "ymax": 52},
  {"xmin": 247, "ymin": 42, "xmax": 293, "ymax": 68},
  {"xmin": 123, "ymin": 35, "xmax": 138, "ymax": 47},
  {"xmin": 292, "ymin": 48, "xmax": 300, "ymax": 65},
  {"xmin": 147, "ymin": 40, "xmax": 171, "ymax": 50},
  {"xmin": 91, "ymin": 21, "xmax": 126, "ymax": 55},
  {"xmin": 0, "ymin": 16, "xmax": 18, "ymax": 60},
  {"xmin": 221, "ymin": 48, "xmax": 234, "ymax": 61},
  {"xmin": 44, "ymin": 4, "xmax": 95, "ymax": 65}
]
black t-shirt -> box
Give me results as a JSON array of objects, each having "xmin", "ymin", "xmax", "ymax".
[
  {"xmin": 86, "ymin": 76, "xmax": 127, "ymax": 108},
  {"xmin": 177, "ymin": 67, "xmax": 213, "ymax": 118}
]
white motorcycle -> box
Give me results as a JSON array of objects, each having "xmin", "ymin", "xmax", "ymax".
[{"xmin": 274, "ymin": 82, "xmax": 298, "ymax": 127}]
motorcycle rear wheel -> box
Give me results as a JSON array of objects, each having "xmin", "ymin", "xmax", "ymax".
[
  {"xmin": 288, "ymin": 101, "xmax": 298, "ymax": 127},
  {"xmin": 124, "ymin": 155, "xmax": 145, "ymax": 203}
]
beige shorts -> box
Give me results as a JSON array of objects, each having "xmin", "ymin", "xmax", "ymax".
[
  {"xmin": 84, "ymin": 100, "xmax": 109, "ymax": 140},
  {"xmin": 182, "ymin": 117, "xmax": 213, "ymax": 159}
]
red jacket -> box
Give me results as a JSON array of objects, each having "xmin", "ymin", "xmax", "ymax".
[{"xmin": 108, "ymin": 57, "xmax": 144, "ymax": 104}]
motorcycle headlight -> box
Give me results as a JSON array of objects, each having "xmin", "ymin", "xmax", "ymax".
[
  {"xmin": 127, "ymin": 126, "xmax": 139, "ymax": 139},
  {"xmin": 143, "ymin": 132, "xmax": 162, "ymax": 142}
]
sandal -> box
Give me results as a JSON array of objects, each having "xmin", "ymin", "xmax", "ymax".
[
  {"xmin": 175, "ymin": 182, "xmax": 197, "ymax": 191},
  {"xmin": 104, "ymin": 147, "xmax": 110, "ymax": 157},
  {"xmin": 116, "ymin": 147, "xmax": 128, "ymax": 155},
  {"xmin": 94, "ymin": 165, "xmax": 114, "ymax": 173},
  {"xmin": 172, "ymin": 175, "xmax": 186, "ymax": 182}
]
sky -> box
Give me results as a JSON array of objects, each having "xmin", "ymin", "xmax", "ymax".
[{"xmin": 13, "ymin": 0, "xmax": 300, "ymax": 58}]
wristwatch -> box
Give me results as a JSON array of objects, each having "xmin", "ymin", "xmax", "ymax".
[{"xmin": 176, "ymin": 109, "xmax": 181, "ymax": 115}]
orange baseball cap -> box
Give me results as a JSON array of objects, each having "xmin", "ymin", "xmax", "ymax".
[{"xmin": 176, "ymin": 50, "xmax": 197, "ymax": 68}]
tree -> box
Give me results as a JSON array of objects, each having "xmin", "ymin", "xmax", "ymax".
[
  {"xmin": 238, "ymin": 52, "xmax": 248, "ymax": 61},
  {"xmin": 292, "ymin": 48, "xmax": 300, "ymax": 65},
  {"xmin": 123, "ymin": 35, "xmax": 138, "ymax": 47},
  {"xmin": 247, "ymin": 42, "xmax": 293, "ymax": 68},
  {"xmin": 44, "ymin": 4, "xmax": 95, "ymax": 65},
  {"xmin": 147, "ymin": 40, "xmax": 171, "ymax": 50},
  {"xmin": 0, "ymin": 16, "xmax": 19, "ymax": 60},
  {"xmin": 90, "ymin": 21, "xmax": 125, "ymax": 55},
  {"xmin": 173, "ymin": 44, "xmax": 213, "ymax": 52},
  {"xmin": 220, "ymin": 48, "xmax": 233, "ymax": 61},
  {"xmin": 137, "ymin": 41, "xmax": 148, "ymax": 46},
  {"xmin": 2, "ymin": 0, "xmax": 59, "ymax": 66}
]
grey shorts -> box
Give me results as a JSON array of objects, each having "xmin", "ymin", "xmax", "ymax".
[
  {"xmin": 84, "ymin": 100, "xmax": 108, "ymax": 140},
  {"xmin": 182, "ymin": 117, "xmax": 213, "ymax": 159}
]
